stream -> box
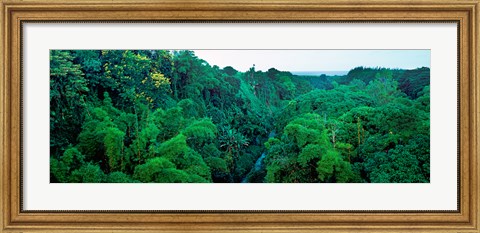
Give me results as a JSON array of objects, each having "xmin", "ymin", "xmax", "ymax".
[
  {"xmin": 241, "ymin": 152, "xmax": 267, "ymax": 183},
  {"xmin": 241, "ymin": 131, "xmax": 275, "ymax": 183}
]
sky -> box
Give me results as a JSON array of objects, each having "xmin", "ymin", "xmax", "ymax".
[{"xmin": 191, "ymin": 50, "xmax": 430, "ymax": 72}]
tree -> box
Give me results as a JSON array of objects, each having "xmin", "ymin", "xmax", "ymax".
[
  {"xmin": 367, "ymin": 70, "xmax": 401, "ymax": 106},
  {"xmin": 264, "ymin": 113, "xmax": 354, "ymax": 183},
  {"xmin": 70, "ymin": 163, "xmax": 106, "ymax": 183},
  {"xmin": 50, "ymin": 50, "xmax": 89, "ymax": 157},
  {"xmin": 50, "ymin": 147, "xmax": 85, "ymax": 182}
]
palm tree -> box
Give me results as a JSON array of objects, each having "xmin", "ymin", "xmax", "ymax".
[{"xmin": 218, "ymin": 127, "xmax": 249, "ymax": 158}]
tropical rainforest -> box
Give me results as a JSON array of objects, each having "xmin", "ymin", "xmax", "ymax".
[{"xmin": 50, "ymin": 50, "xmax": 430, "ymax": 183}]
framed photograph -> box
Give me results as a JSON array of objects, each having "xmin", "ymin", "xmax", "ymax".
[{"xmin": 1, "ymin": 0, "xmax": 478, "ymax": 232}]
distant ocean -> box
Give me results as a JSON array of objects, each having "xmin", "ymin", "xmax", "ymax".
[{"xmin": 291, "ymin": 71, "xmax": 348, "ymax": 76}]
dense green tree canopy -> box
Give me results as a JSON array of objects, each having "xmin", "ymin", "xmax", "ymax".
[{"xmin": 50, "ymin": 50, "xmax": 430, "ymax": 183}]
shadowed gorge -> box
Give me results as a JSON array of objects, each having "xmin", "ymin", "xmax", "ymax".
[{"xmin": 50, "ymin": 50, "xmax": 430, "ymax": 183}]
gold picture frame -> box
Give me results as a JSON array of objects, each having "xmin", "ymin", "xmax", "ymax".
[{"xmin": 1, "ymin": 0, "xmax": 478, "ymax": 232}]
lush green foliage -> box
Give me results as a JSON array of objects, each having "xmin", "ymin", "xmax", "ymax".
[{"xmin": 50, "ymin": 50, "xmax": 430, "ymax": 183}]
